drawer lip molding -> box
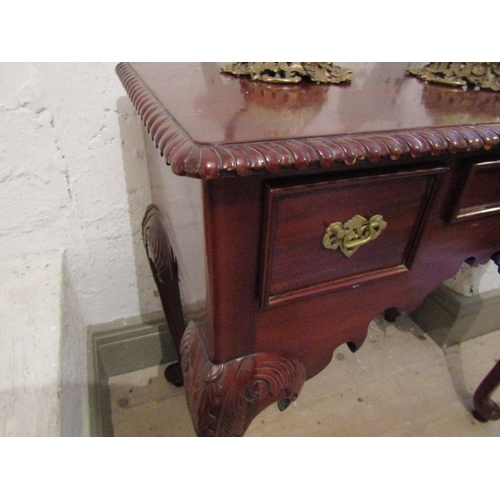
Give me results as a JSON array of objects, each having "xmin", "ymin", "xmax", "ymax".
[
  {"xmin": 259, "ymin": 167, "xmax": 447, "ymax": 308},
  {"xmin": 450, "ymin": 160, "xmax": 500, "ymax": 223},
  {"xmin": 116, "ymin": 62, "xmax": 500, "ymax": 180}
]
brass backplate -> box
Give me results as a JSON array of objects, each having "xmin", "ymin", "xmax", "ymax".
[{"xmin": 322, "ymin": 215, "xmax": 387, "ymax": 257}]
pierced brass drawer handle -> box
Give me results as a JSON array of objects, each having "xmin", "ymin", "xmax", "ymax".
[{"xmin": 322, "ymin": 214, "xmax": 387, "ymax": 257}]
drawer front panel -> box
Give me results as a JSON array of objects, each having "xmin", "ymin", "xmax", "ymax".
[
  {"xmin": 260, "ymin": 168, "xmax": 445, "ymax": 307},
  {"xmin": 452, "ymin": 160, "xmax": 500, "ymax": 222}
]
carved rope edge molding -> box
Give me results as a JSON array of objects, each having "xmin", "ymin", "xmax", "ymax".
[{"xmin": 116, "ymin": 63, "xmax": 500, "ymax": 181}]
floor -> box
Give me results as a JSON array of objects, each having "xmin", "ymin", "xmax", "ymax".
[{"xmin": 109, "ymin": 314, "xmax": 500, "ymax": 437}]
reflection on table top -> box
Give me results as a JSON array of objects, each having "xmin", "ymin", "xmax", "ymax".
[{"xmin": 129, "ymin": 62, "xmax": 500, "ymax": 145}]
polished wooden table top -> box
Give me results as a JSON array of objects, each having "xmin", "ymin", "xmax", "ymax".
[
  {"xmin": 117, "ymin": 62, "xmax": 500, "ymax": 180},
  {"xmin": 125, "ymin": 62, "xmax": 500, "ymax": 141}
]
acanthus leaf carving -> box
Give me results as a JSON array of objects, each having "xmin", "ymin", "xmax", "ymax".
[{"xmin": 180, "ymin": 322, "xmax": 306, "ymax": 437}]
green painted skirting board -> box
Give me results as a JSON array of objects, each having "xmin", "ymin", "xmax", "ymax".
[
  {"xmin": 87, "ymin": 312, "xmax": 176, "ymax": 437},
  {"xmin": 410, "ymin": 285, "xmax": 500, "ymax": 348}
]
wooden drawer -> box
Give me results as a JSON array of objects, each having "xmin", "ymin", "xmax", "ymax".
[
  {"xmin": 259, "ymin": 167, "xmax": 446, "ymax": 307},
  {"xmin": 451, "ymin": 160, "xmax": 500, "ymax": 222}
]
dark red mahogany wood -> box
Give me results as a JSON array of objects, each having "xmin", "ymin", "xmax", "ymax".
[
  {"xmin": 473, "ymin": 359, "xmax": 500, "ymax": 422},
  {"xmin": 117, "ymin": 63, "xmax": 500, "ymax": 436},
  {"xmin": 259, "ymin": 167, "xmax": 446, "ymax": 307},
  {"xmin": 142, "ymin": 205, "xmax": 185, "ymax": 386},
  {"xmin": 116, "ymin": 62, "xmax": 500, "ymax": 180},
  {"xmin": 180, "ymin": 322, "xmax": 305, "ymax": 437},
  {"xmin": 472, "ymin": 255, "xmax": 500, "ymax": 422}
]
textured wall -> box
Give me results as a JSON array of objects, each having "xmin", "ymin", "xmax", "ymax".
[
  {"xmin": 444, "ymin": 260, "xmax": 500, "ymax": 297},
  {"xmin": 0, "ymin": 252, "xmax": 64, "ymax": 436},
  {"xmin": 0, "ymin": 62, "xmax": 161, "ymax": 327}
]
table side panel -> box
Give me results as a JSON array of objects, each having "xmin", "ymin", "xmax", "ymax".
[{"xmin": 203, "ymin": 176, "xmax": 263, "ymax": 362}]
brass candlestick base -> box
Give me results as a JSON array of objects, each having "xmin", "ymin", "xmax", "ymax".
[
  {"xmin": 220, "ymin": 62, "xmax": 352, "ymax": 84},
  {"xmin": 407, "ymin": 63, "xmax": 500, "ymax": 92}
]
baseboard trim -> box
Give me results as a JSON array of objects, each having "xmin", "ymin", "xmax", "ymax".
[
  {"xmin": 410, "ymin": 285, "xmax": 500, "ymax": 348},
  {"xmin": 87, "ymin": 312, "xmax": 176, "ymax": 437}
]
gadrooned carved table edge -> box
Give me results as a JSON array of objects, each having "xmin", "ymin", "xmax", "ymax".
[{"xmin": 116, "ymin": 62, "xmax": 500, "ymax": 181}]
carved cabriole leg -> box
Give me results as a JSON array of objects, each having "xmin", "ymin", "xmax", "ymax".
[
  {"xmin": 383, "ymin": 307, "xmax": 401, "ymax": 323},
  {"xmin": 472, "ymin": 251, "xmax": 500, "ymax": 422},
  {"xmin": 473, "ymin": 360, "xmax": 500, "ymax": 422},
  {"xmin": 491, "ymin": 251, "xmax": 500, "ymax": 273},
  {"xmin": 142, "ymin": 205, "xmax": 186, "ymax": 387},
  {"xmin": 180, "ymin": 321, "xmax": 306, "ymax": 437}
]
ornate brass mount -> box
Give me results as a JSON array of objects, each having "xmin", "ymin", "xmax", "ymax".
[
  {"xmin": 322, "ymin": 215, "xmax": 387, "ymax": 257},
  {"xmin": 407, "ymin": 63, "xmax": 500, "ymax": 92},
  {"xmin": 220, "ymin": 62, "xmax": 353, "ymax": 85}
]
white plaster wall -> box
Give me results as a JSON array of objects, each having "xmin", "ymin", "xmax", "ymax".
[
  {"xmin": 0, "ymin": 62, "xmax": 161, "ymax": 327},
  {"xmin": 60, "ymin": 251, "xmax": 89, "ymax": 436},
  {"xmin": 444, "ymin": 260, "xmax": 500, "ymax": 297},
  {"xmin": 0, "ymin": 62, "xmax": 162, "ymax": 435},
  {"xmin": 0, "ymin": 252, "xmax": 63, "ymax": 435},
  {"xmin": 0, "ymin": 250, "xmax": 91, "ymax": 436}
]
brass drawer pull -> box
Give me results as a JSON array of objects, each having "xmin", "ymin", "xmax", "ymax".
[{"xmin": 322, "ymin": 215, "xmax": 387, "ymax": 257}]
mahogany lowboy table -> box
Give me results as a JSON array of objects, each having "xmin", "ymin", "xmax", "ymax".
[{"xmin": 117, "ymin": 63, "xmax": 500, "ymax": 436}]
